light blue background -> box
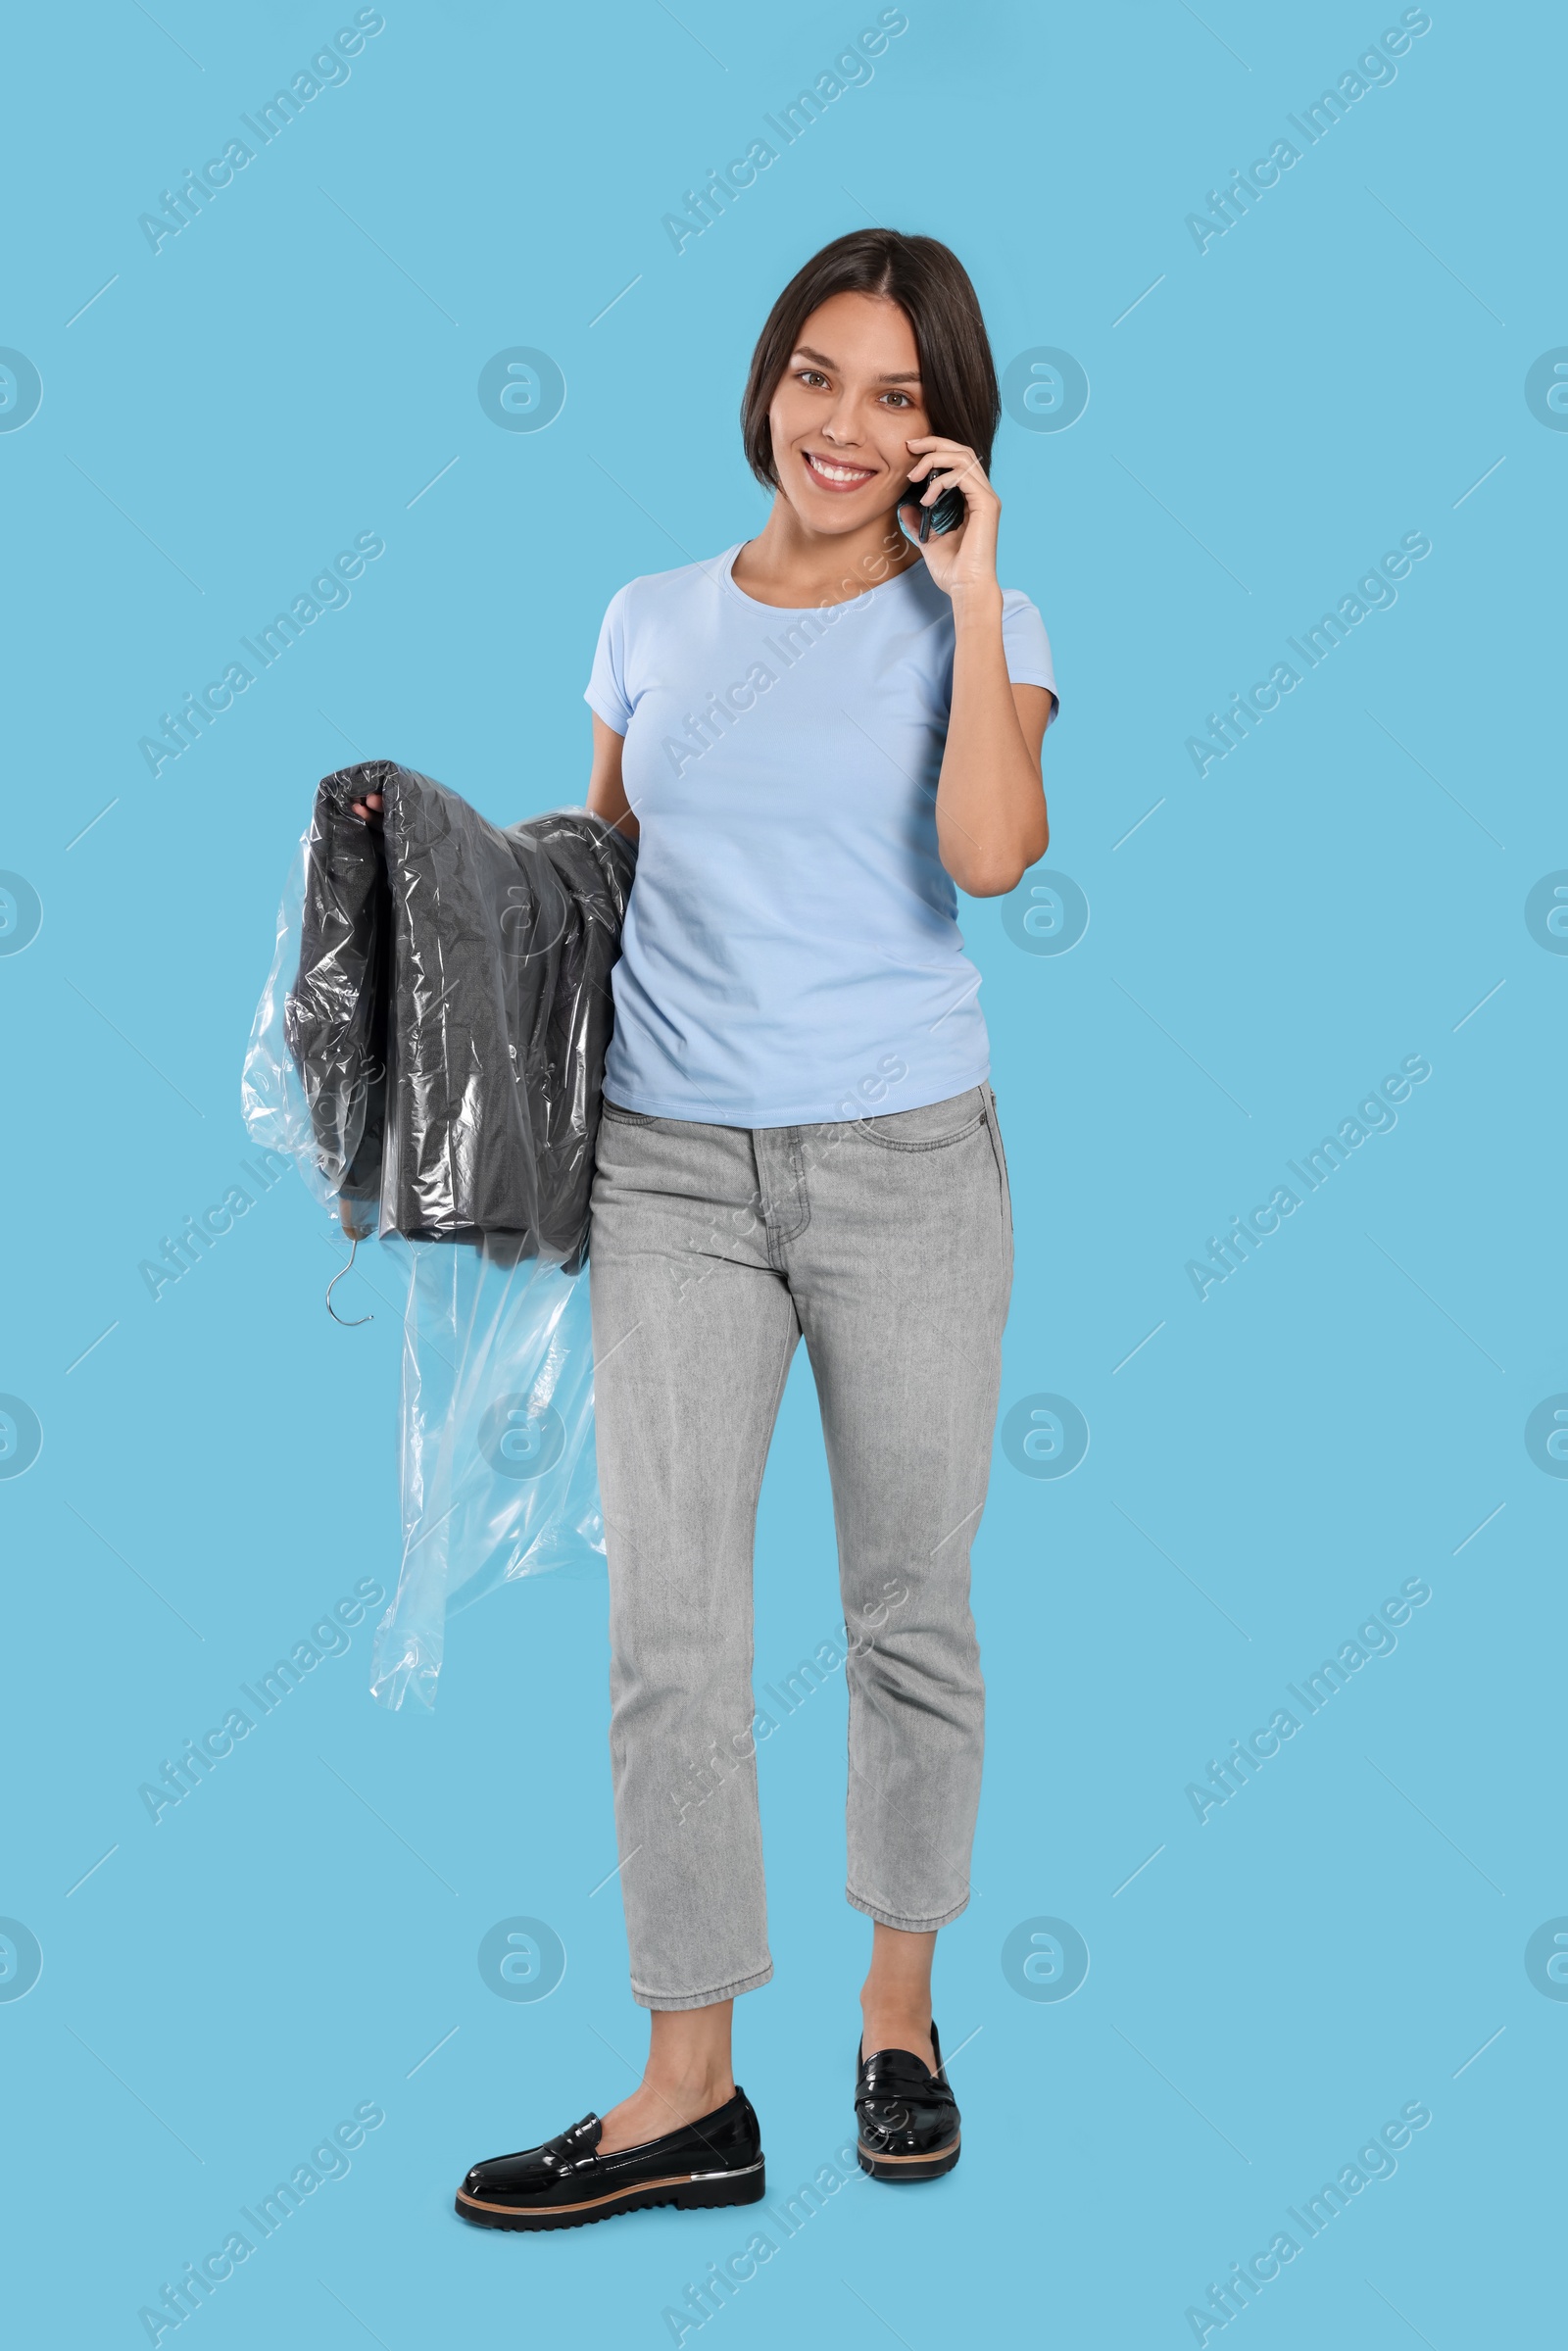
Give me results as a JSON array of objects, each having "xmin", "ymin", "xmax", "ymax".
[{"xmin": 2, "ymin": 3, "xmax": 1561, "ymax": 2344}]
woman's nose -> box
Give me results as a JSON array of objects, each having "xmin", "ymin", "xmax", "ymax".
[{"xmin": 821, "ymin": 405, "xmax": 866, "ymax": 448}]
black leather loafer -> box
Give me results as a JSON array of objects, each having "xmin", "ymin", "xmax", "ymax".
[
  {"xmin": 856, "ymin": 2020, "xmax": 960, "ymax": 2181},
  {"xmin": 456, "ymin": 2087, "xmax": 765, "ymax": 2231}
]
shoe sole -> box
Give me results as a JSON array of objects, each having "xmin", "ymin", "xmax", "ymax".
[
  {"xmin": 857, "ymin": 2133, "xmax": 960, "ymax": 2183},
  {"xmin": 455, "ymin": 2159, "xmax": 766, "ymax": 2231}
]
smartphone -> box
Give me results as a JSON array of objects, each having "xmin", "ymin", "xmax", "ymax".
[{"xmin": 906, "ymin": 474, "xmax": 965, "ymax": 543}]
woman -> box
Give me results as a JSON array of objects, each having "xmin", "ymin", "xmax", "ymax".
[{"xmin": 456, "ymin": 228, "xmax": 1056, "ymax": 2231}]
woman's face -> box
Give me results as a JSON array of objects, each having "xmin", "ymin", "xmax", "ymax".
[{"xmin": 767, "ymin": 291, "xmax": 930, "ymax": 536}]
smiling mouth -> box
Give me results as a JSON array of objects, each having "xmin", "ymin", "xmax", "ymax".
[{"xmin": 802, "ymin": 450, "xmax": 877, "ymax": 492}]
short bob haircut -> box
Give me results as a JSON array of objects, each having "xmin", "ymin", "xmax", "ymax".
[{"xmin": 741, "ymin": 229, "xmax": 1001, "ymax": 491}]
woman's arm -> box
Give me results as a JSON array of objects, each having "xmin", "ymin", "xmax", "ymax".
[
  {"xmin": 942, "ymin": 645, "xmax": 1053, "ymax": 896},
  {"xmin": 586, "ymin": 713, "xmax": 638, "ymax": 844},
  {"xmin": 903, "ymin": 434, "xmax": 1054, "ymax": 899}
]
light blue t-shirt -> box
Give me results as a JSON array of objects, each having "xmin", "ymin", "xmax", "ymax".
[{"xmin": 585, "ymin": 542, "xmax": 1057, "ymax": 1128}]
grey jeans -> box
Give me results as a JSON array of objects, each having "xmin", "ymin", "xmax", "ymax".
[{"xmin": 587, "ymin": 1085, "xmax": 1013, "ymax": 2010}]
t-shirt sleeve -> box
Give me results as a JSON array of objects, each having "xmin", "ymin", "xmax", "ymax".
[
  {"xmin": 584, "ymin": 585, "xmax": 633, "ymax": 734},
  {"xmin": 1001, "ymin": 589, "xmax": 1059, "ymax": 719}
]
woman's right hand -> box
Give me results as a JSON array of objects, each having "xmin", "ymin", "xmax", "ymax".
[{"xmin": 351, "ymin": 789, "xmax": 383, "ymax": 825}]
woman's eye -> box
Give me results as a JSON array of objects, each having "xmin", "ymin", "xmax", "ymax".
[
  {"xmin": 882, "ymin": 392, "xmax": 911, "ymax": 408},
  {"xmin": 798, "ymin": 369, "xmax": 829, "ymax": 388}
]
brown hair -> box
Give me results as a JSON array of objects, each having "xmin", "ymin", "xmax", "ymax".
[{"xmin": 740, "ymin": 229, "xmax": 1001, "ymax": 490}]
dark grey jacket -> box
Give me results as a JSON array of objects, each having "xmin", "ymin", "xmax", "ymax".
[{"xmin": 284, "ymin": 760, "xmax": 635, "ymax": 1265}]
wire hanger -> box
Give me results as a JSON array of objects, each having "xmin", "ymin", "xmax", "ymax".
[{"xmin": 325, "ymin": 1233, "xmax": 373, "ymax": 1326}]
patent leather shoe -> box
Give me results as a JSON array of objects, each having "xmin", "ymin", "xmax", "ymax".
[
  {"xmin": 855, "ymin": 2020, "xmax": 960, "ymax": 2181},
  {"xmin": 457, "ymin": 2087, "xmax": 765, "ymax": 2230}
]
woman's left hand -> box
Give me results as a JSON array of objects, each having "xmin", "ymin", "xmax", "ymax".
[{"xmin": 899, "ymin": 435, "xmax": 1001, "ymax": 596}]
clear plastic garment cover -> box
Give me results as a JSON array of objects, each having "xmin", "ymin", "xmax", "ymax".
[{"xmin": 243, "ymin": 762, "xmax": 635, "ymax": 1709}]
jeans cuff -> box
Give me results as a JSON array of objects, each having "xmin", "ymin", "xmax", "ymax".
[
  {"xmin": 845, "ymin": 1886, "xmax": 970, "ymax": 1932},
  {"xmin": 632, "ymin": 1960, "xmax": 774, "ymax": 2011}
]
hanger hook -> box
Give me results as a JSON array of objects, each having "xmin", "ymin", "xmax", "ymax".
[{"xmin": 326, "ymin": 1233, "xmax": 373, "ymax": 1326}]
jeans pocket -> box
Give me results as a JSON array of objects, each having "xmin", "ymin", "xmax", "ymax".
[
  {"xmin": 983, "ymin": 1086, "xmax": 1013, "ymax": 1267},
  {"xmin": 600, "ymin": 1102, "xmax": 664, "ymax": 1129},
  {"xmin": 855, "ymin": 1087, "xmax": 989, "ymax": 1152}
]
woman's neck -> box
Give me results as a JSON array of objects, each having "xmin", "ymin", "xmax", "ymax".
[{"xmin": 731, "ymin": 496, "xmax": 920, "ymax": 610}]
